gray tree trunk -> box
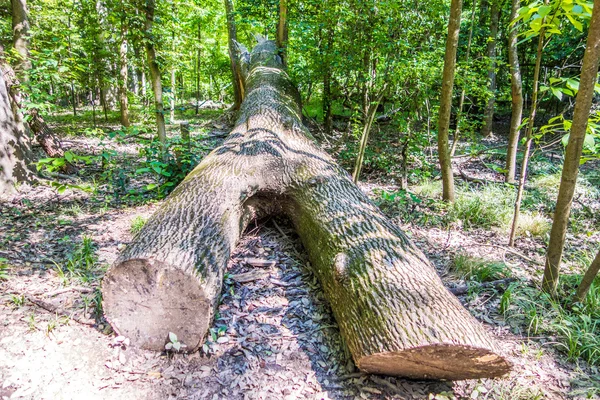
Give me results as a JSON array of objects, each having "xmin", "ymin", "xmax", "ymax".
[
  {"xmin": 224, "ymin": 0, "xmax": 244, "ymax": 110},
  {"xmin": 0, "ymin": 63, "xmax": 34, "ymax": 194},
  {"xmin": 11, "ymin": 0, "xmax": 31, "ymax": 81},
  {"xmin": 102, "ymin": 39, "xmax": 511, "ymax": 380}
]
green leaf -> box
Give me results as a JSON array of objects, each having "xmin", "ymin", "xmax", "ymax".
[
  {"xmin": 64, "ymin": 152, "xmax": 74, "ymax": 163},
  {"xmin": 566, "ymin": 13, "xmax": 583, "ymax": 31},
  {"xmin": 550, "ymin": 86, "xmax": 563, "ymax": 101},
  {"xmin": 562, "ymin": 133, "xmax": 570, "ymax": 147},
  {"xmin": 169, "ymin": 332, "xmax": 178, "ymax": 343},
  {"xmin": 584, "ymin": 134, "xmax": 596, "ymax": 151},
  {"xmin": 146, "ymin": 183, "xmax": 159, "ymax": 190},
  {"xmin": 538, "ymin": 5, "xmax": 551, "ymax": 16}
]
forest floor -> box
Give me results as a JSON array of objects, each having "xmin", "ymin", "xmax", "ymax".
[{"xmin": 1, "ymin": 107, "xmax": 600, "ymax": 399}]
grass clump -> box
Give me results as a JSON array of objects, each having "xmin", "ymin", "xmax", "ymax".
[
  {"xmin": 130, "ymin": 216, "xmax": 147, "ymax": 235},
  {"xmin": 501, "ymin": 275, "xmax": 600, "ymax": 366},
  {"xmin": 449, "ymin": 185, "xmax": 514, "ymax": 229},
  {"xmin": 0, "ymin": 258, "xmax": 9, "ymax": 280},
  {"xmin": 54, "ymin": 236, "xmax": 101, "ymax": 284},
  {"xmin": 452, "ymin": 253, "xmax": 512, "ymax": 282},
  {"xmin": 514, "ymin": 212, "xmax": 551, "ymax": 239}
]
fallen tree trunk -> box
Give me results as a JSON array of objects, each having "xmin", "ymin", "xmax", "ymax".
[
  {"xmin": 102, "ymin": 39, "xmax": 511, "ymax": 380},
  {"xmin": 28, "ymin": 109, "xmax": 77, "ymax": 174}
]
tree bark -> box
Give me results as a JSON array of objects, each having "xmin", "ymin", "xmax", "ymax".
[
  {"xmin": 0, "ymin": 62, "xmax": 35, "ymax": 194},
  {"xmin": 505, "ymin": 0, "xmax": 523, "ymax": 184},
  {"xmin": 11, "ymin": 0, "xmax": 31, "ymax": 81},
  {"xmin": 119, "ymin": 22, "xmax": 131, "ymax": 127},
  {"xmin": 224, "ymin": 0, "xmax": 244, "ymax": 110},
  {"xmin": 576, "ymin": 249, "xmax": 600, "ymax": 302},
  {"xmin": 102, "ymin": 39, "xmax": 511, "ymax": 380},
  {"xmin": 508, "ymin": 4, "xmax": 547, "ymax": 247},
  {"xmin": 437, "ymin": 0, "xmax": 462, "ymax": 202},
  {"xmin": 143, "ymin": 0, "xmax": 167, "ymax": 150},
  {"xmin": 543, "ymin": 0, "xmax": 600, "ymax": 296},
  {"xmin": 480, "ymin": 0, "xmax": 500, "ymax": 137},
  {"xmin": 276, "ymin": 0, "xmax": 288, "ymax": 66}
]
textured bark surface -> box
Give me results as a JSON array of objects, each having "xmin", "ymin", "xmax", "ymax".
[
  {"xmin": 544, "ymin": 0, "xmax": 600, "ymax": 295},
  {"xmin": 103, "ymin": 39, "xmax": 511, "ymax": 380},
  {"xmin": 0, "ymin": 64, "xmax": 34, "ymax": 194}
]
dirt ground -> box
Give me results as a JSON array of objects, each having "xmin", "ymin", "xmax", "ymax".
[{"xmin": 1, "ymin": 130, "xmax": 599, "ymax": 400}]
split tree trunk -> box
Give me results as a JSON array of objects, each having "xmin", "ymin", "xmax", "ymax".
[
  {"xmin": 224, "ymin": 0, "xmax": 244, "ymax": 110},
  {"xmin": 102, "ymin": 39, "xmax": 511, "ymax": 380}
]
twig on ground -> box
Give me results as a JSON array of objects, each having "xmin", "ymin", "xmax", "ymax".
[
  {"xmin": 464, "ymin": 243, "xmax": 542, "ymax": 265},
  {"xmin": 450, "ymin": 278, "xmax": 517, "ymax": 296}
]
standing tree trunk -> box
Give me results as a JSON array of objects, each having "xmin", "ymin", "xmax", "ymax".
[
  {"xmin": 480, "ymin": 0, "xmax": 500, "ymax": 137},
  {"xmin": 576, "ymin": 249, "xmax": 600, "ymax": 302},
  {"xmin": 438, "ymin": 0, "xmax": 462, "ymax": 202},
  {"xmin": 0, "ymin": 62, "xmax": 35, "ymax": 194},
  {"xmin": 276, "ymin": 0, "xmax": 288, "ymax": 66},
  {"xmin": 11, "ymin": 0, "xmax": 31, "ymax": 81},
  {"xmin": 508, "ymin": 4, "xmax": 548, "ymax": 247},
  {"xmin": 450, "ymin": 0, "xmax": 477, "ymax": 156},
  {"xmin": 102, "ymin": 38, "xmax": 511, "ymax": 381},
  {"xmin": 195, "ymin": 21, "xmax": 202, "ymax": 115},
  {"xmin": 322, "ymin": 18, "xmax": 335, "ymax": 136},
  {"xmin": 543, "ymin": 1, "xmax": 600, "ymax": 296},
  {"xmin": 143, "ymin": 0, "xmax": 167, "ymax": 149},
  {"xmin": 505, "ymin": 0, "xmax": 523, "ymax": 183},
  {"xmin": 119, "ymin": 21, "xmax": 131, "ymax": 127},
  {"xmin": 224, "ymin": 0, "xmax": 244, "ymax": 110}
]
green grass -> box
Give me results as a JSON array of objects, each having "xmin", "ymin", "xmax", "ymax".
[
  {"xmin": 54, "ymin": 236, "xmax": 102, "ymax": 285},
  {"xmin": 130, "ymin": 216, "xmax": 147, "ymax": 236},
  {"xmin": 0, "ymin": 258, "xmax": 9, "ymax": 280},
  {"xmin": 502, "ymin": 275, "xmax": 600, "ymax": 366},
  {"xmin": 449, "ymin": 185, "xmax": 514, "ymax": 230},
  {"xmin": 451, "ymin": 253, "xmax": 512, "ymax": 282}
]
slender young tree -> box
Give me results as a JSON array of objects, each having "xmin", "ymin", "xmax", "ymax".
[
  {"xmin": 450, "ymin": 0, "xmax": 477, "ymax": 156},
  {"xmin": 543, "ymin": 0, "xmax": 600, "ymax": 296},
  {"xmin": 118, "ymin": 12, "xmax": 131, "ymax": 127},
  {"xmin": 143, "ymin": 0, "xmax": 167, "ymax": 149},
  {"xmin": 224, "ymin": 0, "xmax": 244, "ymax": 110},
  {"xmin": 505, "ymin": 0, "xmax": 523, "ymax": 183},
  {"xmin": 480, "ymin": 0, "xmax": 500, "ymax": 137},
  {"xmin": 438, "ymin": 0, "xmax": 463, "ymax": 202},
  {"xmin": 576, "ymin": 249, "xmax": 600, "ymax": 302},
  {"xmin": 276, "ymin": 0, "xmax": 288, "ymax": 65},
  {"xmin": 508, "ymin": 1, "xmax": 548, "ymax": 247}
]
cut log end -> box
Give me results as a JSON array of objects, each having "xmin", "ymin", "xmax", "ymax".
[
  {"xmin": 356, "ymin": 344, "xmax": 512, "ymax": 380},
  {"xmin": 102, "ymin": 259, "xmax": 210, "ymax": 352}
]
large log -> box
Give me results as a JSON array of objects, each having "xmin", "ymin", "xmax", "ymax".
[{"xmin": 102, "ymin": 39, "xmax": 511, "ymax": 380}]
